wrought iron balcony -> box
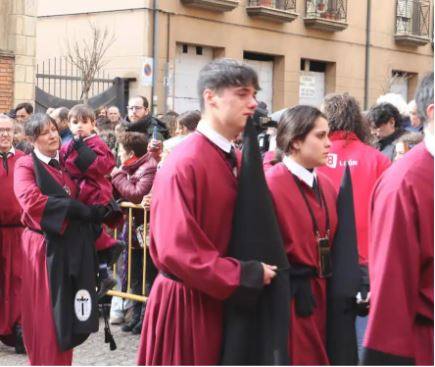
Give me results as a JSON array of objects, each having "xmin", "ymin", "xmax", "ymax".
[
  {"xmin": 180, "ymin": 0, "xmax": 239, "ymax": 12},
  {"xmin": 304, "ymin": 0, "xmax": 348, "ymax": 31},
  {"xmin": 395, "ymin": 0, "xmax": 431, "ymax": 46},
  {"xmin": 246, "ymin": 0, "xmax": 298, "ymax": 23}
]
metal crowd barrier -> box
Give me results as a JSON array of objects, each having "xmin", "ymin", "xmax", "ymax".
[{"xmin": 107, "ymin": 201, "xmax": 149, "ymax": 303}]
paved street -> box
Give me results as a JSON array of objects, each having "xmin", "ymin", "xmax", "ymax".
[{"xmin": 0, "ymin": 319, "xmax": 140, "ymax": 366}]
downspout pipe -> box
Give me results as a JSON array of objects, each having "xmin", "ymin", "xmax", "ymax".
[
  {"xmin": 364, "ymin": 0, "xmax": 372, "ymax": 110},
  {"xmin": 151, "ymin": 0, "xmax": 158, "ymax": 115}
]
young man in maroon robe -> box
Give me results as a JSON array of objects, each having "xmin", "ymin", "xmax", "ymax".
[
  {"xmin": 362, "ymin": 72, "xmax": 434, "ymax": 365},
  {"xmin": 0, "ymin": 114, "xmax": 25, "ymax": 354},
  {"xmin": 137, "ymin": 58, "xmax": 277, "ymax": 365}
]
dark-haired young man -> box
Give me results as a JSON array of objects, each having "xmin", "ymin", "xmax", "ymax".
[
  {"xmin": 367, "ymin": 102, "xmax": 406, "ymax": 160},
  {"xmin": 137, "ymin": 59, "xmax": 277, "ymax": 365},
  {"xmin": 125, "ymin": 96, "xmax": 169, "ymax": 140},
  {"xmin": 362, "ymin": 72, "xmax": 434, "ymax": 365},
  {"xmin": 15, "ymin": 103, "xmax": 33, "ymax": 124}
]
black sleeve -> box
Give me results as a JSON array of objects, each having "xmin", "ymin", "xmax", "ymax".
[
  {"xmin": 73, "ymin": 143, "xmax": 97, "ymax": 173},
  {"xmin": 361, "ymin": 347, "xmax": 414, "ymax": 365},
  {"xmin": 66, "ymin": 199, "xmax": 92, "ymax": 221},
  {"xmin": 41, "ymin": 197, "xmax": 70, "ymax": 234},
  {"xmin": 228, "ymin": 260, "xmax": 264, "ymax": 306}
]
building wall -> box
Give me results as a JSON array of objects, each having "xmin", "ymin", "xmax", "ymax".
[
  {"xmin": 0, "ymin": 0, "xmax": 37, "ymax": 110},
  {"xmin": 0, "ymin": 50, "xmax": 14, "ymax": 112},
  {"xmin": 35, "ymin": 0, "xmax": 433, "ymax": 113}
]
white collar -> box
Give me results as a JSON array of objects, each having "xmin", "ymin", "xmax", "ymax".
[
  {"xmin": 83, "ymin": 133, "xmax": 96, "ymax": 142},
  {"xmin": 196, "ymin": 120, "xmax": 232, "ymax": 154},
  {"xmin": 34, "ymin": 147, "xmax": 59, "ymax": 165},
  {"xmin": 282, "ymin": 155, "xmax": 316, "ymax": 188},
  {"xmin": 424, "ymin": 127, "xmax": 434, "ymax": 157},
  {"xmin": 1, "ymin": 146, "xmax": 15, "ymax": 156}
]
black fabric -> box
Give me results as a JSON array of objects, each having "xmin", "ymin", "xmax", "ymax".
[
  {"xmin": 221, "ymin": 118, "xmax": 290, "ymax": 365},
  {"xmin": 289, "ymin": 264, "xmax": 317, "ymax": 317},
  {"xmin": 73, "ymin": 141, "xmax": 98, "ymax": 173},
  {"xmin": 356, "ymin": 264, "xmax": 370, "ymax": 317},
  {"xmin": 0, "ymin": 152, "xmax": 10, "ymax": 175},
  {"xmin": 125, "ymin": 115, "xmax": 170, "ymax": 140},
  {"xmin": 361, "ymin": 347, "xmax": 415, "ymax": 365},
  {"xmin": 32, "ymin": 153, "xmax": 100, "ymax": 351},
  {"xmin": 48, "ymin": 159, "xmax": 61, "ymax": 170},
  {"xmin": 326, "ymin": 165, "xmax": 360, "ymax": 365}
]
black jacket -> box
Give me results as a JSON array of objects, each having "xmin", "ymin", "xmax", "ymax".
[{"xmin": 125, "ymin": 115, "xmax": 170, "ymax": 140}]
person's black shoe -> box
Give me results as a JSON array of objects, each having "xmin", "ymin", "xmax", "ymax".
[
  {"xmin": 131, "ymin": 319, "xmax": 142, "ymax": 335},
  {"xmin": 14, "ymin": 324, "xmax": 25, "ymax": 354},
  {"xmin": 121, "ymin": 318, "xmax": 139, "ymax": 332},
  {"xmin": 98, "ymin": 276, "xmax": 117, "ymax": 299}
]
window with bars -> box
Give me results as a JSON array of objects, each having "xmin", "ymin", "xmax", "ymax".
[
  {"xmin": 247, "ymin": 0, "xmax": 297, "ymax": 11},
  {"xmin": 396, "ymin": 0, "xmax": 431, "ymax": 37},
  {"xmin": 305, "ymin": 0, "xmax": 347, "ymax": 22}
]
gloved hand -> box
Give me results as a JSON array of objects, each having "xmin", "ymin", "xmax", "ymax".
[
  {"xmin": 89, "ymin": 205, "xmax": 108, "ymax": 224},
  {"xmin": 66, "ymin": 199, "xmax": 92, "ymax": 221},
  {"xmin": 355, "ymin": 264, "xmax": 370, "ymax": 316},
  {"xmin": 73, "ymin": 136, "xmax": 85, "ymax": 150}
]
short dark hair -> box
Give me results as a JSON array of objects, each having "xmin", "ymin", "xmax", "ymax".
[
  {"xmin": 15, "ymin": 102, "xmax": 33, "ymax": 115},
  {"xmin": 197, "ymin": 58, "xmax": 260, "ymax": 111},
  {"xmin": 130, "ymin": 96, "xmax": 149, "ymax": 109},
  {"xmin": 96, "ymin": 116, "xmax": 112, "ymax": 131},
  {"xmin": 119, "ymin": 132, "xmax": 148, "ymax": 157},
  {"xmin": 367, "ymin": 103, "xmax": 402, "ymax": 129},
  {"xmin": 52, "ymin": 107, "xmax": 69, "ymax": 122},
  {"xmin": 177, "ymin": 110, "xmax": 201, "ymax": 132},
  {"xmin": 322, "ymin": 93, "xmax": 371, "ymax": 143},
  {"xmin": 69, "ymin": 104, "xmax": 95, "ymax": 122},
  {"xmin": 276, "ymin": 105, "xmax": 326, "ymax": 160},
  {"xmin": 25, "ymin": 113, "xmax": 58, "ymax": 141},
  {"xmin": 414, "ymin": 72, "xmax": 434, "ymax": 124}
]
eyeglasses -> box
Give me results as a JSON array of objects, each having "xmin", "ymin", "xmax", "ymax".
[
  {"xmin": 127, "ymin": 106, "xmax": 145, "ymax": 111},
  {"xmin": 0, "ymin": 128, "xmax": 13, "ymax": 135}
]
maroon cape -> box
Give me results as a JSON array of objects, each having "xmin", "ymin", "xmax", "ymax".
[
  {"xmin": 14, "ymin": 155, "xmax": 77, "ymax": 365},
  {"xmin": 61, "ymin": 134, "xmax": 116, "ymax": 250},
  {"xmin": 362, "ymin": 142, "xmax": 434, "ymax": 365},
  {"xmin": 0, "ymin": 149, "xmax": 25, "ymax": 337},
  {"xmin": 266, "ymin": 163, "xmax": 338, "ymax": 365},
  {"xmin": 60, "ymin": 134, "xmax": 115, "ymax": 205},
  {"xmin": 137, "ymin": 133, "xmax": 263, "ymax": 365}
]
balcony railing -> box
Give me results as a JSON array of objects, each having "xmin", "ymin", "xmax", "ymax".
[
  {"xmin": 246, "ymin": 0, "xmax": 298, "ymax": 23},
  {"xmin": 304, "ymin": 0, "xmax": 348, "ymax": 31},
  {"xmin": 395, "ymin": 0, "xmax": 431, "ymax": 45},
  {"xmin": 180, "ymin": 0, "xmax": 239, "ymax": 12}
]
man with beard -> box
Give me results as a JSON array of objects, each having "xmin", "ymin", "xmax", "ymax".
[{"xmin": 125, "ymin": 96, "xmax": 169, "ymax": 140}]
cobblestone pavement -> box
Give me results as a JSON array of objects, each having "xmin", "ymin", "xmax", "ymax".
[{"xmin": 0, "ymin": 319, "xmax": 140, "ymax": 366}]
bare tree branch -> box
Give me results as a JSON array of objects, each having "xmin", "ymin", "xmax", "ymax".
[{"xmin": 66, "ymin": 23, "xmax": 115, "ymax": 103}]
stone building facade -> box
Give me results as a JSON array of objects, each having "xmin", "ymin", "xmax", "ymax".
[
  {"xmin": 0, "ymin": 0, "xmax": 37, "ymax": 111},
  {"xmin": 36, "ymin": 0, "xmax": 433, "ymax": 114}
]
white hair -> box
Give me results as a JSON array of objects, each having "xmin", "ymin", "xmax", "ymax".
[{"xmin": 376, "ymin": 93, "xmax": 409, "ymax": 116}]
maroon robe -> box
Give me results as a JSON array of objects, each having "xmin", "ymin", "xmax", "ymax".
[
  {"xmin": 138, "ymin": 133, "xmax": 259, "ymax": 365},
  {"xmin": 0, "ymin": 149, "xmax": 25, "ymax": 337},
  {"xmin": 363, "ymin": 142, "xmax": 434, "ymax": 365},
  {"xmin": 13, "ymin": 154, "xmax": 77, "ymax": 365},
  {"xmin": 61, "ymin": 134, "xmax": 116, "ymax": 251},
  {"xmin": 265, "ymin": 163, "xmax": 338, "ymax": 365}
]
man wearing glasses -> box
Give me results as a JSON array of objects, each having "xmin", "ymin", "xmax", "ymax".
[
  {"xmin": 0, "ymin": 114, "xmax": 25, "ymax": 354},
  {"xmin": 125, "ymin": 96, "xmax": 169, "ymax": 141}
]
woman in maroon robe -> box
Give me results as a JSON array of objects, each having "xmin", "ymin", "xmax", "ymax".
[
  {"xmin": 265, "ymin": 106, "xmax": 338, "ymax": 365},
  {"xmin": 13, "ymin": 114, "xmax": 102, "ymax": 365},
  {"xmin": 0, "ymin": 114, "xmax": 25, "ymax": 353}
]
